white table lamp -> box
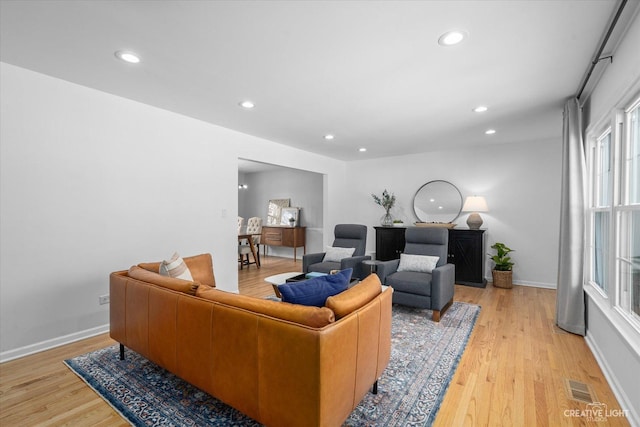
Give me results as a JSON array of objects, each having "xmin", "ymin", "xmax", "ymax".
[{"xmin": 462, "ymin": 196, "xmax": 489, "ymax": 229}]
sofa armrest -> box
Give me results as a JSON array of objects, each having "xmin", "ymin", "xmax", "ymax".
[
  {"xmin": 302, "ymin": 252, "xmax": 326, "ymax": 272},
  {"xmin": 431, "ymin": 263, "xmax": 455, "ymax": 311},
  {"xmin": 375, "ymin": 259, "xmax": 400, "ymax": 284}
]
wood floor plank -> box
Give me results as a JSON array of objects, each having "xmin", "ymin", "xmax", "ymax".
[{"xmin": 0, "ymin": 256, "xmax": 631, "ymax": 426}]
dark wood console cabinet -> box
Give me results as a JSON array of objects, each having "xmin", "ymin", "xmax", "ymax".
[
  {"xmin": 374, "ymin": 226, "xmax": 486, "ymax": 287},
  {"xmin": 374, "ymin": 226, "xmax": 406, "ymax": 261},
  {"xmin": 448, "ymin": 229, "xmax": 486, "ymax": 288}
]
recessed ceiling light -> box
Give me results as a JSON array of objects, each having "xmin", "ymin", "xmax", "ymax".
[
  {"xmin": 239, "ymin": 101, "xmax": 255, "ymax": 109},
  {"xmin": 485, "ymin": 129, "xmax": 496, "ymax": 135},
  {"xmin": 324, "ymin": 134, "xmax": 335, "ymax": 141},
  {"xmin": 473, "ymin": 106, "xmax": 488, "ymax": 113},
  {"xmin": 438, "ymin": 30, "xmax": 467, "ymax": 46},
  {"xmin": 359, "ymin": 148, "xmax": 367, "ymax": 152},
  {"xmin": 114, "ymin": 50, "xmax": 140, "ymax": 63}
]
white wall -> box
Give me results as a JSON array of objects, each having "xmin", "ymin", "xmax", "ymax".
[
  {"xmin": 581, "ymin": 9, "xmax": 640, "ymax": 426},
  {"xmin": 0, "ymin": 62, "xmax": 347, "ymax": 360},
  {"xmin": 346, "ymin": 140, "xmax": 562, "ymax": 287}
]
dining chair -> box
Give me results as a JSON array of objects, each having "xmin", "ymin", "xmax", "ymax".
[{"xmin": 239, "ymin": 217, "xmax": 262, "ymax": 269}]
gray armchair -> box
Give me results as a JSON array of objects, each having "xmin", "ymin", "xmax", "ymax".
[
  {"xmin": 303, "ymin": 224, "xmax": 371, "ymax": 279},
  {"xmin": 376, "ymin": 227, "xmax": 454, "ymax": 322}
]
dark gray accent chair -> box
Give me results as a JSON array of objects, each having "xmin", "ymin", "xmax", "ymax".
[
  {"xmin": 303, "ymin": 224, "xmax": 371, "ymax": 279},
  {"xmin": 376, "ymin": 227, "xmax": 455, "ymax": 321}
]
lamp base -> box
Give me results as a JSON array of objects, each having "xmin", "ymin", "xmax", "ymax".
[{"xmin": 466, "ymin": 212, "xmax": 483, "ymax": 229}]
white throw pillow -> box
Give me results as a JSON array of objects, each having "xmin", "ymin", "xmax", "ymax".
[
  {"xmin": 322, "ymin": 246, "xmax": 356, "ymax": 263},
  {"xmin": 397, "ymin": 254, "xmax": 439, "ymax": 273},
  {"xmin": 159, "ymin": 252, "xmax": 194, "ymax": 281}
]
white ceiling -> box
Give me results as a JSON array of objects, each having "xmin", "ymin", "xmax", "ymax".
[{"xmin": 1, "ymin": 0, "xmax": 635, "ymax": 161}]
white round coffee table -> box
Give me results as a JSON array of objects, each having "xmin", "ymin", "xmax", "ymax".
[{"xmin": 264, "ymin": 272, "xmax": 302, "ymax": 298}]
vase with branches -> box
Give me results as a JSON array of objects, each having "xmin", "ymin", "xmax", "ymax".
[{"xmin": 372, "ymin": 189, "xmax": 396, "ymax": 226}]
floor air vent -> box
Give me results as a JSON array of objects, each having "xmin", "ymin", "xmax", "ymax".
[{"xmin": 565, "ymin": 379, "xmax": 596, "ymax": 404}]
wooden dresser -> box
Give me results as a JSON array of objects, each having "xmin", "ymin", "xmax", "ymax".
[{"xmin": 261, "ymin": 226, "xmax": 306, "ymax": 261}]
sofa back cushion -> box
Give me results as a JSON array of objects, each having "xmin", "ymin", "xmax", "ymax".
[
  {"xmin": 128, "ymin": 265, "xmax": 199, "ymax": 295},
  {"xmin": 138, "ymin": 253, "xmax": 215, "ymax": 288},
  {"xmin": 196, "ymin": 286, "xmax": 335, "ymax": 328},
  {"xmin": 325, "ymin": 273, "xmax": 382, "ymax": 320}
]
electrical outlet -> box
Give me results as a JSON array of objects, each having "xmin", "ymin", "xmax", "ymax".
[{"xmin": 99, "ymin": 294, "xmax": 110, "ymax": 305}]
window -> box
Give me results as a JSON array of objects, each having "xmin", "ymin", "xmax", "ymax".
[
  {"xmin": 588, "ymin": 130, "xmax": 612, "ymax": 293},
  {"xmin": 587, "ymin": 95, "xmax": 640, "ymax": 327},
  {"xmin": 618, "ymin": 99, "xmax": 640, "ymax": 320}
]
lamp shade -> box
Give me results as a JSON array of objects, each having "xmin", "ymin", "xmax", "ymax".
[{"xmin": 462, "ymin": 196, "xmax": 489, "ymax": 212}]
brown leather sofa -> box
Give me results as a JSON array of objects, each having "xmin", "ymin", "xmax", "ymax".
[{"xmin": 110, "ymin": 253, "xmax": 392, "ymax": 427}]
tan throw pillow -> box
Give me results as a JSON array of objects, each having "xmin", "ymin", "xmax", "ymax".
[
  {"xmin": 159, "ymin": 252, "xmax": 194, "ymax": 281},
  {"xmin": 325, "ymin": 273, "xmax": 382, "ymax": 319}
]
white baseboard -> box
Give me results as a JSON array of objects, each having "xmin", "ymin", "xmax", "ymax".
[
  {"xmin": 585, "ymin": 334, "xmax": 640, "ymax": 427},
  {"xmin": 485, "ymin": 277, "xmax": 557, "ymax": 289},
  {"xmin": 0, "ymin": 324, "xmax": 109, "ymax": 363},
  {"xmin": 515, "ymin": 280, "xmax": 557, "ymax": 289}
]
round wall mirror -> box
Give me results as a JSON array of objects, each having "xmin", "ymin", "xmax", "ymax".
[{"xmin": 412, "ymin": 180, "xmax": 463, "ymax": 223}]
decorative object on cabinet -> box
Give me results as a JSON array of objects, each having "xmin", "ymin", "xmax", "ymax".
[
  {"xmin": 267, "ymin": 199, "xmax": 290, "ymax": 225},
  {"xmin": 415, "ymin": 222, "xmax": 457, "ymax": 229},
  {"xmin": 462, "ymin": 196, "xmax": 489, "ymax": 230},
  {"xmin": 448, "ymin": 229, "xmax": 486, "ymax": 287},
  {"xmin": 490, "ymin": 242, "xmax": 514, "ymax": 289},
  {"xmin": 371, "ymin": 189, "xmax": 396, "ymax": 226},
  {"xmin": 280, "ymin": 207, "xmax": 300, "ymax": 226},
  {"xmin": 376, "ymin": 226, "xmax": 487, "ymax": 288},
  {"xmin": 261, "ymin": 225, "xmax": 306, "ymax": 261},
  {"xmin": 412, "ymin": 180, "xmax": 463, "ymax": 225}
]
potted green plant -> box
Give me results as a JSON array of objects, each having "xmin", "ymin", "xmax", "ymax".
[
  {"xmin": 371, "ymin": 189, "xmax": 396, "ymax": 226},
  {"xmin": 490, "ymin": 242, "xmax": 514, "ymax": 289}
]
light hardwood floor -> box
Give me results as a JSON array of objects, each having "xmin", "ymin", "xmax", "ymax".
[{"xmin": 0, "ymin": 256, "xmax": 630, "ymax": 426}]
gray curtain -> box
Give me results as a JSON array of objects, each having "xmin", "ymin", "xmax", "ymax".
[{"xmin": 556, "ymin": 98, "xmax": 586, "ymax": 335}]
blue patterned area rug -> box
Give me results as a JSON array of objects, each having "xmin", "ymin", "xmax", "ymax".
[{"xmin": 65, "ymin": 302, "xmax": 479, "ymax": 426}]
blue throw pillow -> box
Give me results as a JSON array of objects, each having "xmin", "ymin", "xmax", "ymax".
[{"xmin": 278, "ymin": 268, "xmax": 353, "ymax": 307}]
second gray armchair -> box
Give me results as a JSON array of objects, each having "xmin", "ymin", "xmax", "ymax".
[
  {"xmin": 376, "ymin": 227, "xmax": 455, "ymax": 322},
  {"xmin": 303, "ymin": 224, "xmax": 371, "ymax": 279}
]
